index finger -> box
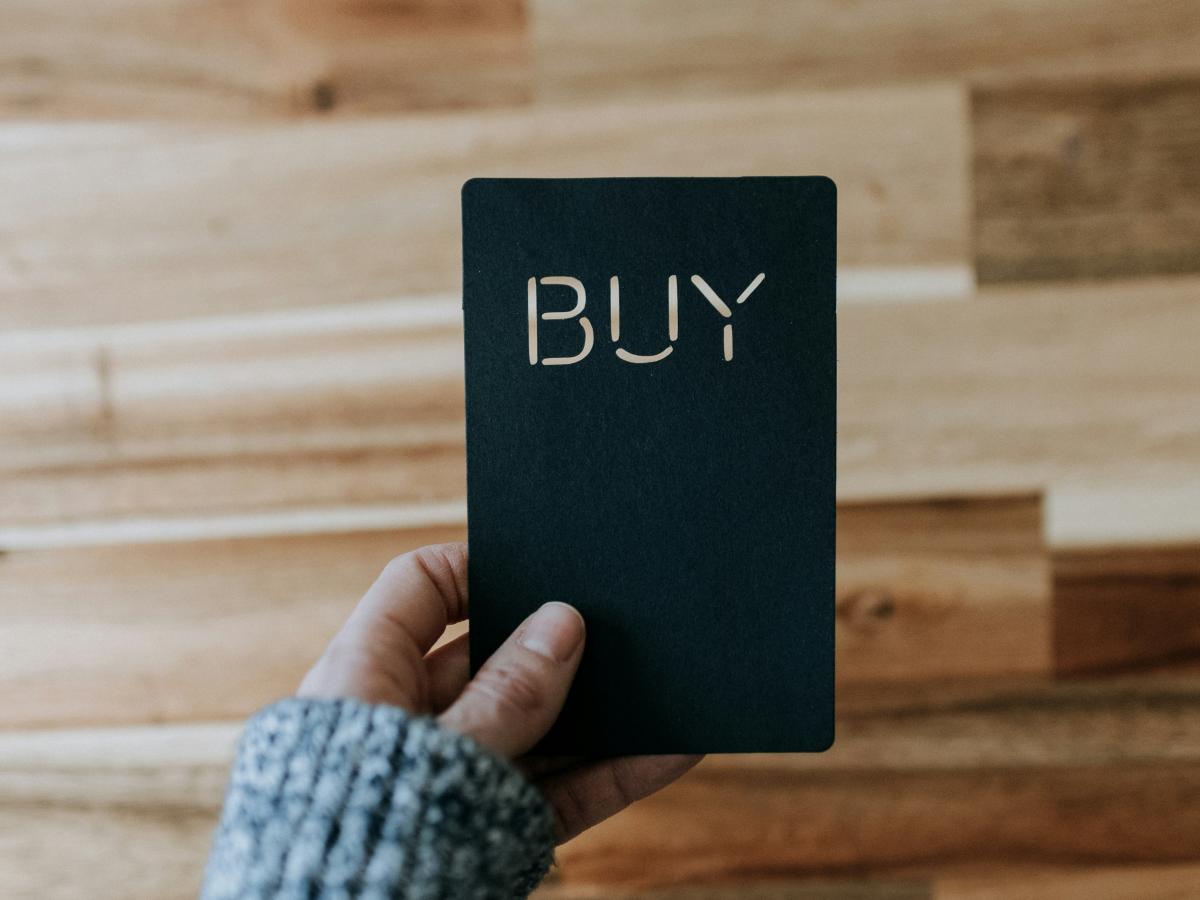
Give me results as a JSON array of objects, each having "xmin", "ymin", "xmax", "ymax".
[{"xmin": 342, "ymin": 542, "xmax": 469, "ymax": 655}]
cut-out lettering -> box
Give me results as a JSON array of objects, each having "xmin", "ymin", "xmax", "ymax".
[
  {"xmin": 528, "ymin": 273, "xmax": 764, "ymax": 364},
  {"xmin": 611, "ymin": 275, "xmax": 675, "ymax": 364},
  {"xmin": 528, "ymin": 276, "xmax": 594, "ymax": 366},
  {"xmin": 690, "ymin": 273, "xmax": 765, "ymax": 361}
]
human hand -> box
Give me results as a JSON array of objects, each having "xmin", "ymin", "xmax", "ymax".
[{"xmin": 297, "ymin": 542, "xmax": 700, "ymax": 842}]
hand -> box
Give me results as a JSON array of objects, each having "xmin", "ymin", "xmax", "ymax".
[{"xmin": 297, "ymin": 542, "xmax": 701, "ymax": 842}]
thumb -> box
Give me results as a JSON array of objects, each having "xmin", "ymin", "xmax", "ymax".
[{"xmin": 439, "ymin": 602, "xmax": 585, "ymax": 758}]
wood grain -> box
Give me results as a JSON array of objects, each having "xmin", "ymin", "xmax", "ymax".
[
  {"xmin": 0, "ymin": 805, "xmax": 214, "ymax": 900},
  {"xmin": 0, "ymin": 525, "xmax": 466, "ymax": 728},
  {"xmin": 0, "ymin": 0, "xmax": 528, "ymax": 118},
  {"xmin": 6, "ymin": 678, "xmax": 1200, "ymax": 896},
  {"xmin": 7, "ymin": 275, "xmax": 1200, "ymax": 529},
  {"xmin": 973, "ymin": 75, "xmax": 1200, "ymax": 283},
  {"xmin": 0, "ymin": 495, "xmax": 1045, "ymax": 729},
  {"xmin": 838, "ymin": 275, "xmax": 1200, "ymax": 501},
  {"xmin": 553, "ymin": 677, "xmax": 1200, "ymax": 882},
  {"xmin": 0, "ymin": 726, "xmax": 226, "ymax": 898},
  {"xmin": 0, "ymin": 305, "xmax": 467, "ymax": 525},
  {"xmin": 2, "ymin": 3, "xmax": 1198, "ymax": 898},
  {"xmin": 530, "ymin": 0, "xmax": 1200, "ymax": 104},
  {"xmin": 837, "ymin": 496, "xmax": 1048, "ymax": 683},
  {"xmin": 556, "ymin": 762, "xmax": 1200, "ymax": 885},
  {"xmin": 536, "ymin": 882, "xmax": 929, "ymax": 900},
  {"xmin": 0, "ymin": 83, "xmax": 967, "ymax": 329},
  {"xmin": 1054, "ymin": 544, "xmax": 1200, "ymax": 676},
  {"xmin": 936, "ymin": 863, "xmax": 1200, "ymax": 900}
]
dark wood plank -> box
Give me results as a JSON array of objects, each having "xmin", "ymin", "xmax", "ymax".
[
  {"xmin": 1054, "ymin": 544, "xmax": 1200, "ymax": 676},
  {"xmin": 557, "ymin": 761, "xmax": 1200, "ymax": 885},
  {"xmin": 0, "ymin": 0, "xmax": 528, "ymax": 117},
  {"xmin": 973, "ymin": 75, "xmax": 1200, "ymax": 283},
  {"xmin": 552, "ymin": 677, "xmax": 1200, "ymax": 882},
  {"xmin": 535, "ymin": 879, "xmax": 929, "ymax": 899},
  {"xmin": 937, "ymin": 863, "xmax": 1200, "ymax": 900}
]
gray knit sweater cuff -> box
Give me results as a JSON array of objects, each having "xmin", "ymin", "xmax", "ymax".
[{"xmin": 201, "ymin": 698, "xmax": 556, "ymax": 899}]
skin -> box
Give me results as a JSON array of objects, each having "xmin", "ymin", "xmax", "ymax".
[{"xmin": 297, "ymin": 541, "xmax": 701, "ymax": 843}]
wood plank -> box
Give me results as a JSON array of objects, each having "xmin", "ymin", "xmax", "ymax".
[
  {"xmin": 0, "ymin": 495, "xmax": 1044, "ymax": 729},
  {"xmin": 1054, "ymin": 544, "xmax": 1200, "ymax": 676},
  {"xmin": 0, "ymin": 83, "xmax": 968, "ymax": 329},
  {"xmin": 836, "ymin": 496, "xmax": 1048, "ymax": 683},
  {"xmin": 0, "ymin": 0, "xmax": 528, "ymax": 118},
  {"xmin": 8, "ymin": 273, "xmax": 1200, "ymax": 528},
  {"xmin": 536, "ymin": 881, "xmax": 929, "ymax": 900},
  {"xmin": 530, "ymin": 0, "xmax": 1200, "ymax": 104},
  {"xmin": 737, "ymin": 676, "xmax": 1200, "ymax": 772},
  {"xmin": 552, "ymin": 676, "xmax": 1200, "ymax": 882},
  {"xmin": 973, "ymin": 74, "xmax": 1200, "ymax": 283},
  {"xmin": 1048, "ymin": 483, "xmax": 1200, "ymax": 550},
  {"xmin": 0, "ymin": 725, "xmax": 225, "ymax": 899},
  {"xmin": 936, "ymin": 863, "xmax": 1200, "ymax": 900},
  {"xmin": 0, "ymin": 524, "xmax": 467, "ymax": 729},
  {"xmin": 556, "ymin": 761, "xmax": 1200, "ymax": 885},
  {"xmin": 6, "ymin": 678, "xmax": 1200, "ymax": 896},
  {"xmin": 0, "ymin": 304, "xmax": 468, "ymax": 525},
  {"xmin": 10, "ymin": 672, "xmax": 1198, "ymax": 788},
  {"xmin": 0, "ymin": 805, "xmax": 214, "ymax": 900},
  {"xmin": 837, "ymin": 275, "xmax": 1200, "ymax": 501}
]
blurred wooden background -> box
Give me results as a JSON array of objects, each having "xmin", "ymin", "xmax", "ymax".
[{"xmin": 2, "ymin": 1, "xmax": 1200, "ymax": 898}]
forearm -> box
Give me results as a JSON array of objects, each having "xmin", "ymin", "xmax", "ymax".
[{"xmin": 201, "ymin": 698, "xmax": 555, "ymax": 900}]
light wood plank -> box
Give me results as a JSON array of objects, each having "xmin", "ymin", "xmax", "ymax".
[
  {"xmin": 0, "ymin": 495, "xmax": 1045, "ymax": 729},
  {"xmin": 0, "ymin": 805, "xmax": 214, "ymax": 900},
  {"xmin": 0, "ymin": 303, "xmax": 468, "ymax": 525},
  {"xmin": 7, "ymin": 274, "xmax": 1200, "ymax": 528},
  {"xmin": 838, "ymin": 275, "xmax": 1200, "ymax": 501},
  {"xmin": 0, "ymin": 726, "xmax": 224, "ymax": 899},
  {"xmin": 0, "ymin": 524, "xmax": 466, "ymax": 729},
  {"xmin": 0, "ymin": 0, "xmax": 528, "ymax": 118},
  {"xmin": 1048, "ymin": 483, "xmax": 1200, "ymax": 549},
  {"xmin": 0, "ymin": 83, "xmax": 968, "ymax": 329},
  {"xmin": 973, "ymin": 75, "xmax": 1200, "ymax": 283},
  {"xmin": 530, "ymin": 0, "xmax": 1200, "ymax": 104},
  {"xmin": 836, "ymin": 496, "xmax": 1048, "ymax": 683}
]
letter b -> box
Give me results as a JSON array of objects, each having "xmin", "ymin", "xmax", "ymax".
[{"xmin": 528, "ymin": 276, "xmax": 595, "ymax": 366}]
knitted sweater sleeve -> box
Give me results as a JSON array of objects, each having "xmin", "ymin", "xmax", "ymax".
[{"xmin": 200, "ymin": 697, "xmax": 556, "ymax": 900}]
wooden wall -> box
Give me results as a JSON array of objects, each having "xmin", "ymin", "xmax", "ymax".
[{"xmin": 2, "ymin": 2, "xmax": 1200, "ymax": 897}]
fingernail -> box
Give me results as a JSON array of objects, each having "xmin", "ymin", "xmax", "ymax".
[{"xmin": 520, "ymin": 602, "xmax": 585, "ymax": 662}]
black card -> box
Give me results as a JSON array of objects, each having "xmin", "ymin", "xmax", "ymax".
[{"xmin": 462, "ymin": 177, "xmax": 835, "ymax": 754}]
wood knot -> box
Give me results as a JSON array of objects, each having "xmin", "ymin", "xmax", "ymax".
[
  {"xmin": 838, "ymin": 588, "xmax": 896, "ymax": 631},
  {"xmin": 311, "ymin": 79, "xmax": 337, "ymax": 113}
]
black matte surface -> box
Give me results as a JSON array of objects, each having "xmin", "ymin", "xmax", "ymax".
[{"xmin": 462, "ymin": 177, "xmax": 835, "ymax": 753}]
